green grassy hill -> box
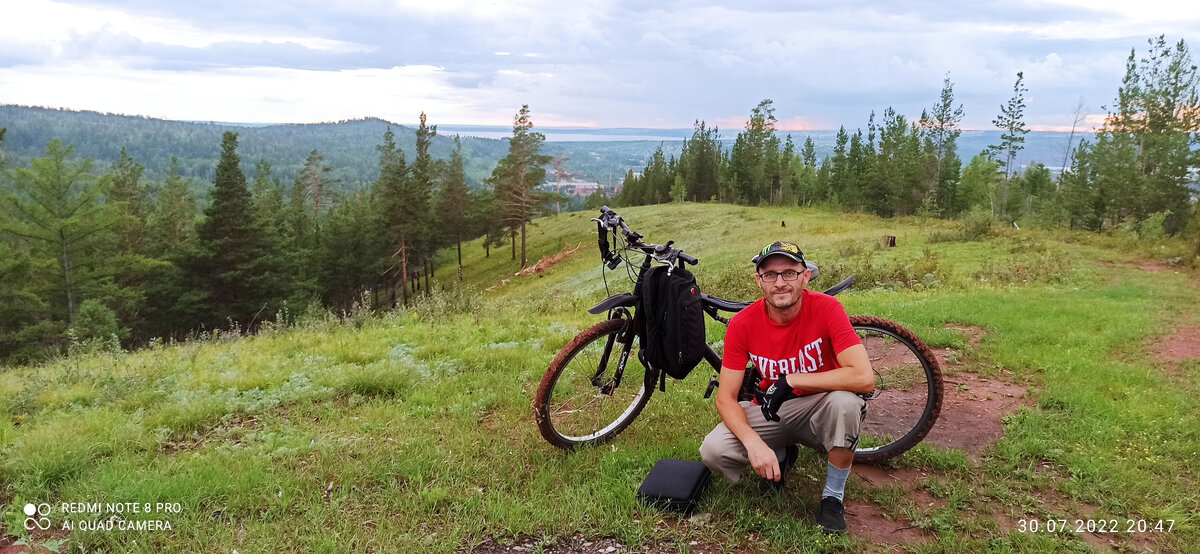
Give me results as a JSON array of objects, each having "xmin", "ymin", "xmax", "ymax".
[{"xmin": 2, "ymin": 204, "xmax": 1198, "ymax": 552}]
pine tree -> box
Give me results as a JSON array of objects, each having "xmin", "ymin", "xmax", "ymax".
[
  {"xmin": 468, "ymin": 188, "xmax": 500, "ymax": 259},
  {"xmin": 728, "ymin": 99, "xmax": 778, "ymax": 204},
  {"xmin": 828, "ymin": 126, "xmax": 851, "ymax": 205},
  {"xmin": 373, "ymin": 127, "xmax": 414, "ymax": 306},
  {"xmin": 1059, "ymin": 142, "xmax": 1101, "ymax": 231},
  {"xmin": 1090, "ymin": 36, "xmax": 1198, "ymax": 233},
  {"xmin": 438, "ymin": 136, "xmax": 470, "ymax": 280},
  {"xmin": 873, "ymin": 108, "xmax": 927, "ymax": 216},
  {"xmin": 411, "ymin": 112, "xmax": 438, "ymax": 295},
  {"xmin": 679, "ymin": 120, "xmax": 722, "ymax": 202},
  {"xmin": 920, "ymin": 75, "xmax": 965, "ymax": 217},
  {"xmin": 1020, "ymin": 162, "xmax": 1054, "ymax": 218},
  {"xmin": 295, "ymin": 149, "xmax": 339, "ymax": 233},
  {"xmin": 989, "ymin": 72, "xmax": 1030, "ymax": 216},
  {"xmin": 489, "ymin": 105, "xmax": 550, "ymax": 269},
  {"xmin": 958, "ymin": 154, "xmax": 1000, "ymax": 214}
]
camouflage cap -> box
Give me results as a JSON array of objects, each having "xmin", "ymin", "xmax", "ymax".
[{"xmin": 751, "ymin": 241, "xmax": 806, "ymax": 269}]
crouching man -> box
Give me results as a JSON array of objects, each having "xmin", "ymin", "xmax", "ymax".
[{"xmin": 700, "ymin": 241, "xmax": 874, "ymax": 534}]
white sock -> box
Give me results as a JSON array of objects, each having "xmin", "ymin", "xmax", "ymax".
[{"xmin": 822, "ymin": 462, "xmax": 851, "ymax": 501}]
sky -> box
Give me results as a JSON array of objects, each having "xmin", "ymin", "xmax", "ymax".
[{"xmin": 1, "ymin": 0, "xmax": 1198, "ymax": 131}]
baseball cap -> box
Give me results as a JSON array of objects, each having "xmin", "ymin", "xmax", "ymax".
[{"xmin": 751, "ymin": 241, "xmax": 806, "ymax": 269}]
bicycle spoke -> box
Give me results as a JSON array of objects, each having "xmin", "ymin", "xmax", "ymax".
[
  {"xmin": 852, "ymin": 317, "xmax": 942, "ymax": 462},
  {"xmin": 538, "ymin": 319, "xmax": 653, "ymax": 445}
]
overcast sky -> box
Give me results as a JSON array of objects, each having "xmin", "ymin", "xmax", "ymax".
[{"xmin": 2, "ymin": 0, "xmax": 1198, "ymax": 131}]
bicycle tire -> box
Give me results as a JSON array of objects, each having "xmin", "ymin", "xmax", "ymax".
[
  {"xmin": 534, "ymin": 318, "xmax": 655, "ymax": 450},
  {"xmin": 850, "ymin": 315, "xmax": 943, "ymax": 465}
]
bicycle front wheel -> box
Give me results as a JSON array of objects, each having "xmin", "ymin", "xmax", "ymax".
[
  {"xmin": 851, "ymin": 315, "xmax": 943, "ymax": 465},
  {"xmin": 534, "ymin": 318, "xmax": 655, "ymax": 450}
]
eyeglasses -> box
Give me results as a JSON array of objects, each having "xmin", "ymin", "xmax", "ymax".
[{"xmin": 757, "ymin": 270, "xmax": 803, "ymax": 282}]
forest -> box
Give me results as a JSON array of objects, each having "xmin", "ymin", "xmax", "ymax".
[{"xmin": 0, "ymin": 35, "xmax": 1197, "ymax": 364}]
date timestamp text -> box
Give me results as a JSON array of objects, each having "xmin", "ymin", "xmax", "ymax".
[{"xmin": 1017, "ymin": 519, "xmax": 1174, "ymax": 534}]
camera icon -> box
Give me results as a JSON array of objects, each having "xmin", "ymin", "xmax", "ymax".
[{"xmin": 24, "ymin": 503, "xmax": 51, "ymax": 530}]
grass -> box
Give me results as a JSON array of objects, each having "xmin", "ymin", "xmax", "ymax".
[{"xmin": 2, "ymin": 202, "xmax": 1199, "ymax": 552}]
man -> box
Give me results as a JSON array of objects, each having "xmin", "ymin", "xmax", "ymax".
[{"xmin": 699, "ymin": 241, "xmax": 874, "ymax": 534}]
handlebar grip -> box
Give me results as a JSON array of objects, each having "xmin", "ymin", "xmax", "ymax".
[{"xmin": 679, "ymin": 252, "xmax": 698, "ymax": 265}]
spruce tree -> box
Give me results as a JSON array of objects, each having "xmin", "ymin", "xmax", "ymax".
[
  {"xmin": 316, "ymin": 191, "xmax": 384, "ymax": 311},
  {"xmin": 106, "ymin": 147, "xmax": 167, "ymax": 338},
  {"xmin": 141, "ymin": 157, "xmax": 203, "ymax": 340},
  {"xmin": 148, "ymin": 158, "xmax": 197, "ymax": 255},
  {"xmin": 194, "ymin": 131, "xmax": 275, "ymax": 327},
  {"xmin": 108, "ymin": 147, "xmax": 150, "ymax": 254}
]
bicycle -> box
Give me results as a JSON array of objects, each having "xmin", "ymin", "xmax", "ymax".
[{"xmin": 533, "ymin": 206, "xmax": 943, "ymax": 464}]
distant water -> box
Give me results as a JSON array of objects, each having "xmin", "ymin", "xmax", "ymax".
[
  {"xmin": 438, "ymin": 125, "xmax": 1095, "ymax": 173},
  {"xmin": 438, "ymin": 125, "xmax": 693, "ymax": 142}
]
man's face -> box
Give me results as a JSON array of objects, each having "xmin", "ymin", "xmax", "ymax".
[{"xmin": 756, "ymin": 256, "xmax": 811, "ymax": 311}]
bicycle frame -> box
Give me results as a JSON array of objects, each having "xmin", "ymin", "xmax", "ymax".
[
  {"xmin": 585, "ymin": 245, "xmax": 855, "ymax": 400},
  {"xmin": 536, "ymin": 206, "xmax": 942, "ymax": 461}
]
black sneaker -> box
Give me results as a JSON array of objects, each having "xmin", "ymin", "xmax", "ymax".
[
  {"xmin": 816, "ymin": 496, "xmax": 846, "ymax": 534},
  {"xmin": 757, "ymin": 445, "xmax": 799, "ymax": 495}
]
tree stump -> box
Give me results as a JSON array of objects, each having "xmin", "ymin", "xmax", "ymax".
[{"xmin": 883, "ymin": 235, "xmax": 896, "ymax": 248}]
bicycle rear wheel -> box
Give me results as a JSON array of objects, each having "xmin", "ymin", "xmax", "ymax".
[
  {"xmin": 534, "ymin": 318, "xmax": 655, "ymax": 450},
  {"xmin": 851, "ymin": 315, "xmax": 943, "ymax": 464}
]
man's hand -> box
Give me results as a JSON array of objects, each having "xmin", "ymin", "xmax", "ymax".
[
  {"xmin": 748, "ymin": 441, "xmax": 782, "ymax": 481},
  {"xmin": 760, "ymin": 377, "xmax": 798, "ymax": 422}
]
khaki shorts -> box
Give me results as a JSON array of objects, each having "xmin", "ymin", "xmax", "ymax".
[{"xmin": 699, "ymin": 391, "xmax": 866, "ymax": 483}]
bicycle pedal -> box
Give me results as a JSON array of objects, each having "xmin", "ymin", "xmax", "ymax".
[{"xmin": 704, "ymin": 376, "xmax": 719, "ymax": 399}]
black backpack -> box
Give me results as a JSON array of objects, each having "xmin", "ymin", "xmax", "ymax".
[{"xmin": 639, "ymin": 265, "xmax": 706, "ymax": 379}]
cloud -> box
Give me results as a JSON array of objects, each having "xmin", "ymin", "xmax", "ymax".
[{"xmin": 1, "ymin": 0, "xmax": 1197, "ymax": 129}]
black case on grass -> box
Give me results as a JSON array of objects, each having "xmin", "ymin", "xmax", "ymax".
[{"xmin": 636, "ymin": 459, "xmax": 711, "ymax": 516}]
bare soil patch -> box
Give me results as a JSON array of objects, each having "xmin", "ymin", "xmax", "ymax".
[
  {"xmin": 847, "ymin": 466, "xmax": 941, "ymax": 549},
  {"xmin": 1138, "ymin": 261, "xmax": 1171, "ymax": 272},
  {"xmin": 923, "ymin": 371, "xmax": 1029, "ymax": 460},
  {"xmin": 842, "ymin": 500, "xmax": 926, "ymax": 550},
  {"xmin": 1149, "ymin": 325, "xmax": 1200, "ymax": 363},
  {"xmin": 467, "ymin": 532, "xmax": 752, "ymax": 554}
]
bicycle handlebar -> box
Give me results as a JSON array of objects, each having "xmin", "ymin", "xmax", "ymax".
[{"xmin": 594, "ymin": 206, "xmax": 698, "ymax": 267}]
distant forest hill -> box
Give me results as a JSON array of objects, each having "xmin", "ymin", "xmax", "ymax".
[{"xmin": 1, "ymin": 105, "xmax": 1091, "ymax": 196}]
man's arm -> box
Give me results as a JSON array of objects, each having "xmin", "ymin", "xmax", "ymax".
[
  {"xmin": 783, "ymin": 344, "xmax": 874, "ymax": 393},
  {"xmin": 714, "ymin": 366, "xmax": 786, "ymax": 482}
]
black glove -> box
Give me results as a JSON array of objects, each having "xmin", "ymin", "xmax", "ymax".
[{"xmin": 760, "ymin": 377, "xmax": 798, "ymax": 422}]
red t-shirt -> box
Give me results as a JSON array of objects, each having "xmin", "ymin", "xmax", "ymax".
[{"xmin": 722, "ymin": 289, "xmax": 861, "ymax": 397}]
